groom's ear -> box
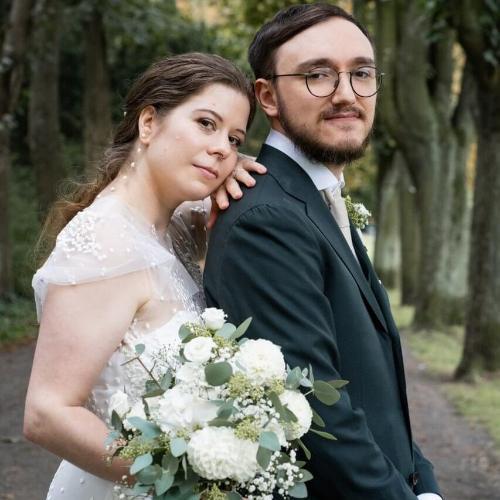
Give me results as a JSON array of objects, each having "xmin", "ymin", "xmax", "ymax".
[{"xmin": 254, "ymin": 78, "xmax": 279, "ymax": 119}]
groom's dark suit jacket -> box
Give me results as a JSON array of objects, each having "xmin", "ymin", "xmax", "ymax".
[{"xmin": 204, "ymin": 145, "xmax": 441, "ymax": 499}]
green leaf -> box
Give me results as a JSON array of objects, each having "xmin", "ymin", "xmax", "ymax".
[
  {"xmin": 205, "ymin": 362, "xmax": 233, "ymax": 386},
  {"xmin": 297, "ymin": 469, "xmax": 314, "ymax": 482},
  {"xmin": 135, "ymin": 343, "xmax": 145, "ymax": 355},
  {"xmin": 181, "ymin": 333, "xmax": 196, "ymax": 344},
  {"xmin": 216, "ymin": 399, "xmax": 235, "ymax": 419},
  {"xmin": 311, "ymin": 408, "xmax": 325, "ymax": 428},
  {"xmin": 208, "ymin": 418, "xmax": 236, "ymax": 427},
  {"xmin": 259, "ymin": 431, "xmax": 281, "ymax": 451},
  {"xmin": 127, "ymin": 417, "xmax": 162, "ymax": 438},
  {"xmin": 294, "ymin": 460, "xmax": 307, "ymax": 468},
  {"xmin": 215, "ymin": 322, "xmax": 236, "ymax": 339},
  {"xmin": 131, "ymin": 482, "xmax": 151, "ymax": 495},
  {"xmin": 178, "ymin": 324, "xmax": 192, "ymax": 341},
  {"xmin": 137, "ymin": 464, "xmax": 161, "ymax": 484},
  {"xmin": 170, "ymin": 437, "xmax": 187, "ymax": 457},
  {"xmin": 300, "ymin": 377, "xmax": 313, "ymax": 388},
  {"xmin": 282, "ymin": 405, "xmax": 298, "ymax": 423},
  {"xmin": 111, "ymin": 410, "xmax": 123, "ymax": 432},
  {"xmin": 286, "ymin": 367, "xmax": 303, "ymax": 389},
  {"xmin": 231, "ymin": 317, "xmax": 252, "ymax": 340},
  {"xmin": 105, "ymin": 429, "xmax": 121, "ymax": 447},
  {"xmin": 144, "ymin": 379, "xmax": 165, "ymax": 398},
  {"xmin": 297, "ymin": 439, "xmax": 311, "ymax": 460},
  {"xmin": 309, "ymin": 429, "xmax": 337, "ymax": 440},
  {"xmin": 328, "ymin": 379, "xmax": 349, "ymax": 389},
  {"xmin": 288, "ymin": 482, "xmax": 308, "ymax": 498},
  {"xmin": 256, "ymin": 446, "xmax": 273, "ymax": 469},
  {"xmin": 226, "ymin": 492, "xmax": 243, "ymax": 499},
  {"xmin": 130, "ymin": 453, "xmax": 153, "ymax": 475},
  {"xmin": 160, "ymin": 372, "xmax": 173, "ymax": 390},
  {"xmin": 313, "ymin": 380, "xmax": 341, "ymax": 405},
  {"xmin": 155, "ymin": 470, "xmax": 175, "ymax": 495},
  {"xmin": 308, "ymin": 364, "xmax": 315, "ymax": 384}
]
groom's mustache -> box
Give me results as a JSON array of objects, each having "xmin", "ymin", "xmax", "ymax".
[{"xmin": 320, "ymin": 105, "xmax": 365, "ymax": 120}]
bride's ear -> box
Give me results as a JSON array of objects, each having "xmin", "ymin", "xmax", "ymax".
[{"xmin": 138, "ymin": 105, "xmax": 157, "ymax": 145}]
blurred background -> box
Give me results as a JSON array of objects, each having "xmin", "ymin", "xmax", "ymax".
[{"xmin": 0, "ymin": 1, "xmax": 499, "ymax": 498}]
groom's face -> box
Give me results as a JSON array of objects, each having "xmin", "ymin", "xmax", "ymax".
[{"xmin": 271, "ymin": 17, "xmax": 376, "ymax": 165}]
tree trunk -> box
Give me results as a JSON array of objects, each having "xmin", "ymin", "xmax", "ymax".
[
  {"xmin": 29, "ymin": 0, "xmax": 64, "ymax": 218},
  {"xmin": 83, "ymin": 5, "xmax": 112, "ymax": 174},
  {"xmin": 0, "ymin": 0, "xmax": 34, "ymax": 299},
  {"xmin": 455, "ymin": 90, "xmax": 500, "ymax": 378},
  {"xmin": 399, "ymin": 157, "xmax": 419, "ymax": 305},
  {"xmin": 373, "ymin": 155, "xmax": 400, "ymax": 288}
]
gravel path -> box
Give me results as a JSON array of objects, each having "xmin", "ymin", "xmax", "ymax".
[{"xmin": 1, "ymin": 340, "xmax": 499, "ymax": 499}]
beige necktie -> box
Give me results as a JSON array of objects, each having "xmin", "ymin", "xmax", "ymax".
[{"xmin": 323, "ymin": 187, "xmax": 359, "ymax": 261}]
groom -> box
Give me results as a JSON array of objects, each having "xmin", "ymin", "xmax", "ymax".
[{"xmin": 204, "ymin": 4, "xmax": 442, "ymax": 499}]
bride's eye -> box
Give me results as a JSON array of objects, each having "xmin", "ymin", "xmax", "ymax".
[
  {"xmin": 229, "ymin": 136, "xmax": 242, "ymax": 148},
  {"xmin": 198, "ymin": 118, "xmax": 216, "ymax": 130}
]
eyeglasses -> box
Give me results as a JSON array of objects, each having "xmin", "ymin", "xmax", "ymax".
[{"xmin": 270, "ymin": 66, "xmax": 384, "ymax": 98}]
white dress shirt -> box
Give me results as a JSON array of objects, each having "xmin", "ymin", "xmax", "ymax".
[{"xmin": 264, "ymin": 129, "xmax": 442, "ymax": 500}]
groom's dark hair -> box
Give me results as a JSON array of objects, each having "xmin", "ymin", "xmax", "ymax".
[{"xmin": 248, "ymin": 3, "xmax": 372, "ymax": 79}]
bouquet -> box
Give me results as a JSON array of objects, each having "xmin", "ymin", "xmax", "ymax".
[{"xmin": 107, "ymin": 308, "xmax": 346, "ymax": 500}]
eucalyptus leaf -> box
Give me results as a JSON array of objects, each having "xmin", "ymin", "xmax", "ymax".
[
  {"xmin": 259, "ymin": 431, "xmax": 281, "ymax": 451},
  {"xmin": 135, "ymin": 343, "xmax": 146, "ymax": 355},
  {"xmin": 288, "ymin": 482, "xmax": 308, "ymax": 498},
  {"xmin": 208, "ymin": 418, "xmax": 236, "ymax": 427},
  {"xmin": 144, "ymin": 379, "xmax": 165, "ymax": 398},
  {"xmin": 313, "ymin": 380, "xmax": 341, "ymax": 405},
  {"xmin": 127, "ymin": 417, "xmax": 162, "ymax": 438},
  {"xmin": 300, "ymin": 377, "xmax": 313, "ymax": 388},
  {"xmin": 155, "ymin": 470, "xmax": 175, "ymax": 495},
  {"xmin": 181, "ymin": 333, "xmax": 196, "ymax": 344},
  {"xmin": 216, "ymin": 399, "xmax": 235, "ymax": 419},
  {"xmin": 130, "ymin": 453, "xmax": 153, "ymax": 475},
  {"xmin": 256, "ymin": 446, "xmax": 273, "ymax": 469},
  {"xmin": 311, "ymin": 408, "xmax": 325, "ymax": 428},
  {"xmin": 231, "ymin": 317, "xmax": 252, "ymax": 340},
  {"xmin": 105, "ymin": 430, "xmax": 121, "ymax": 447},
  {"xmin": 131, "ymin": 482, "xmax": 151, "ymax": 495},
  {"xmin": 178, "ymin": 324, "xmax": 192, "ymax": 341},
  {"xmin": 215, "ymin": 322, "xmax": 236, "ymax": 339},
  {"xmin": 282, "ymin": 405, "xmax": 298, "ymax": 423},
  {"xmin": 285, "ymin": 367, "xmax": 303, "ymax": 389},
  {"xmin": 110, "ymin": 410, "xmax": 123, "ymax": 432},
  {"xmin": 308, "ymin": 363, "xmax": 315, "ymax": 384},
  {"xmin": 328, "ymin": 379, "xmax": 349, "ymax": 389},
  {"xmin": 205, "ymin": 362, "xmax": 233, "ymax": 386},
  {"xmin": 226, "ymin": 492, "xmax": 243, "ymax": 499},
  {"xmin": 297, "ymin": 439, "xmax": 311, "ymax": 460},
  {"xmin": 297, "ymin": 469, "xmax": 314, "ymax": 482},
  {"xmin": 137, "ymin": 464, "xmax": 162, "ymax": 484},
  {"xmin": 160, "ymin": 372, "xmax": 173, "ymax": 390},
  {"xmin": 310, "ymin": 428, "xmax": 337, "ymax": 440},
  {"xmin": 170, "ymin": 437, "xmax": 187, "ymax": 457}
]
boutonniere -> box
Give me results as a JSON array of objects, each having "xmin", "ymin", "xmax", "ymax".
[{"xmin": 345, "ymin": 195, "xmax": 371, "ymax": 229}]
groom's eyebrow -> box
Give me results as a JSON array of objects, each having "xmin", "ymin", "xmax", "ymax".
[{"xmin": 197, "ymin": 109, "xmax": 246, "ymax": 136}]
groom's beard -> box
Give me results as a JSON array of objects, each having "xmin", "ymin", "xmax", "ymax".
[{"xmin": 276, "ymin": 91, "xmax": 372, "ymax": 166}]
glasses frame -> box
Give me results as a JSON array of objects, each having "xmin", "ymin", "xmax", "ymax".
[{"xmin": 269, "ymin": 66, "xmax": 385, "ymax": 98}]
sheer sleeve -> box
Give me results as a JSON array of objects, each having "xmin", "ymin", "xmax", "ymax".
[{"xmin": 32, "ymin": 196, "xmax": 199, "ymax": 321}]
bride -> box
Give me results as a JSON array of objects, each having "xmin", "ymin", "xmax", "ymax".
[{"xmin": 24, "ymin": 52, "xmax": 262, "ymax": 499}]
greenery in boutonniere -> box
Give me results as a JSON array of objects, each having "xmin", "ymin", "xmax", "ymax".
[{"xmin": 345, "ymin": 195, "xmax": 372, "ymax": 229}]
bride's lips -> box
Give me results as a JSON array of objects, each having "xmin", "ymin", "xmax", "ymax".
[{"xmin": 193, "ymin": 164, "xmax": 218, "ymax": 179}]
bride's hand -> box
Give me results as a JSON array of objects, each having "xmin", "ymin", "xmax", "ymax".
[{"xmin": 208, "ymin": 154, "xmax": 266, "ymax": 229}]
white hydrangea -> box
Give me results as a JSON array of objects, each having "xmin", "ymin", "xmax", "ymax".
[
  {"xmin": 187, "ymin": 427, "xmax": 259, "ymax": 482},
  {"xmin": 175, "ymin": 361, "xmax": 206, "ymax": 385},
  {"xmin": 233, "ymin": 339, "xmax": 286, "ymax": 385},
  {"xmin": 152, "ymin": 386, "xmax": 218, "ymax": 432},
  {"xmin": 108, "ymin": 390, "xmax": 130, "ymax": 419},
  {"xmin": 201, "ymin": 308, "xmax": 227, "ymax": 330},
  {"xmin": 183, "ymin": 336, "xmax": 216, "ymax": 363},
  {"xmin": 279, "ymin": 390, "xmax": 313, "ymax": 440}
]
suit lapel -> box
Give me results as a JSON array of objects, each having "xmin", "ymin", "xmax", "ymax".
[{"xmin": 258, "ymin": 145, "xmax": 389, "ymax": 334}]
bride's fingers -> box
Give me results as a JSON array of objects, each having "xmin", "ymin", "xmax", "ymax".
[
  {"xmin": 225, "ymin": 176, "xmax": 244, "ymax": 199},
  {"xmin": 207, "ymin": 201, "xmax": 220, "ymax": 229},
  {"xmin": 233, "ymin": 167, "xmax": 256, "ymax": 188},
  {"xmin": 213, "ymin": 185, "xmax": 230, "ymax": 210},
  {"xmin": 238, "ymin": 157, "xmax": 267, "ymax": 175}
]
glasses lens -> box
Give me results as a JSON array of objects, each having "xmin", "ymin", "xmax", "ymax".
[
  {"xmin": 351, "ymin": 67, "xmax": 380, "ymax": 97},
  {"xmin": 306, "ymin": 69, "xmax": 338, "ymax": 97}
]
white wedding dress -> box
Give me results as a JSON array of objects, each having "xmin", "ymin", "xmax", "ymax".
[{"xmin": 32, "ymin": 195, "xmax": 206, "ymax": 500}]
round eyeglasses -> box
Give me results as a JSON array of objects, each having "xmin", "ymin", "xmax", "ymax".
[{"xmin": 270, "ymin": 66, "xmax": 384, "ymax": 98}]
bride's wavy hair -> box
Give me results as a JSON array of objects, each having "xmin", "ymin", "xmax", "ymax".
[{"xmin": 36, "ymin": 52, "xmax": 256, "ymax": 262}]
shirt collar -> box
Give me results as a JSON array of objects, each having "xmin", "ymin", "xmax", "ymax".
[{"xmin": 265, "ymin": 129, "xmax": 344, "ymax": 193}]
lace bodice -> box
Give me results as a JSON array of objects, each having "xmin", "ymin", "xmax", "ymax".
[{"xmin": 32, "ymin": 195, "xmax": 205, "ymax": 425}]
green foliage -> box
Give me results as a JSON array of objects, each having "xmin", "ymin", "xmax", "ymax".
[{"xmin": 0, "ymin": 296, "xmax": 37, "ymax": 346}]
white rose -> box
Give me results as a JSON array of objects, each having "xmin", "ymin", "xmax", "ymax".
[
  {"xmin": 201, "ymin": 308, "xmax": 227, "ymax": 330},
  {"xmin": 175, "ymin": 362, "xmax": 206, "ymax": 385},
  {"xmin": 108, "ymin": 390, "xmax": 130, "ymax": 419},
  {"xmin": 152, "ymin": 386, "xmax": 218, "ymax": 432},
  {"xmin": 124, "ymin": 400, "xmax": 147, "ymax": 430},
  {"xmin": 233, "ymin": 339, "xmax": 286, "ymax": 384},
  {"xmin": 279, "ymin": 389, "xmax": 313, "ymax": 440},
  {"xmin": 187, "ymin": 427, "xmax": 259, "ymax": 482},
  {"xmin": 183, "ymin": 336, "xmax": 216, "ymax": 363}
]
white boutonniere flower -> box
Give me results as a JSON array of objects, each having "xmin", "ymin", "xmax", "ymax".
[{"xmin": 345, "ymin": 195, "xmax": 371, "ymax": 229}]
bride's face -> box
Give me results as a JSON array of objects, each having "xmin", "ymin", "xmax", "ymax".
[{"xmin": 140, "ymin": 83, "xmax": 250, "ymax": 205}]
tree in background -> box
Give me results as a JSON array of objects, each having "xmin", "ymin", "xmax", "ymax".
[{"xmin": 0, "ymin": 0, "xmax": 34, "ymax": 299}]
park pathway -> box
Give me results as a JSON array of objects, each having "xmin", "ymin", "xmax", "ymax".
[{"xmin": 1, "ymin": 340, "xmax": 499, "ymax": 499}]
